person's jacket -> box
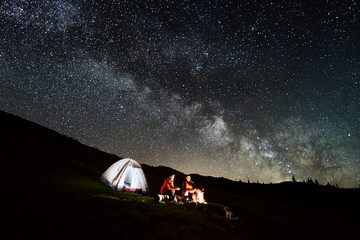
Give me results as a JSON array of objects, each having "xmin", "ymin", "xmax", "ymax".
[
  {"xmin": 160, "ymin": 178, "xmax": 177, "ymax": 194},
  {"xmin": 181, "ymin": 180, "xmax": 196, "ymax": 195}
]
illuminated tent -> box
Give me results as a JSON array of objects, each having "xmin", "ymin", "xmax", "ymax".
[{"xmin": 100, "ymin": 158, "xmax": 148, "ymax": 193}]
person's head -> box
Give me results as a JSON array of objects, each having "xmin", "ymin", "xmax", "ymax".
[
  {"xmin": 186, "ymin": 175, "xmax": 191, "ymax": 182},
  {"xmin": 169, "ymin": 174, "xmax": 175, "ymax": 181}
]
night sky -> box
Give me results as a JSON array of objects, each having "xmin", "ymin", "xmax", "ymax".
[{"xmin": 1, "ymin": 0, "xmax": 359, "ymax": 187}]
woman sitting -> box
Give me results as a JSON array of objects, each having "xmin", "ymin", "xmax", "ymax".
[{"xmin": 181, "ymin": 175, "xmax": 196, "ymax": 202}]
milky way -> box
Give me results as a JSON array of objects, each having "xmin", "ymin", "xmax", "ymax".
[{"xmin": 1, "ymin": 0, "xmax": 359, "ymax": 187}]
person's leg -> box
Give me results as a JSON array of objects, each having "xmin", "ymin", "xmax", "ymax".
[
  {"xmin": 164, "ymin": 190, "xmax": 176, "ymax": 201},
  {"xmin": 188, "ymin": 193, "xmax": 193, "ymax": 202},
  {"xmin": 170, "ymin": 190, "xmax": 177, "ymax": 202},
  {"xmin": 183, "ymin": 190, "xmax": 189, "ymax": 201}
]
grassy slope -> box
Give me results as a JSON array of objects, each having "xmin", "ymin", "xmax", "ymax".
[
  {"xmin": 1, "ymin": 110, "xmax": 360, "ymax": 240},
  {"xmin": 1, "ymin": 111, "xmax": 236, "ymax": 240},
  {"xmin": 144, "ymin": 165, "xmax": 360, "ymax": 240}
]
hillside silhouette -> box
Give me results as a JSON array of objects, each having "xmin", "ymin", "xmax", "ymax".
[{"xmin": 1, "ymin": 110, "xmax": 359, "ymax": 240}]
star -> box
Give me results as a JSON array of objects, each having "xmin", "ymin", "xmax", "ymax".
[{"xmin": 0, "ymin": 0, "xmax": 359, "ymax": 187}]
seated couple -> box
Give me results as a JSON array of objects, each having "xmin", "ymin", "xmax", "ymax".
[{"xmin": 160, "ymin": 174, "xmax": 205, "ymax": 203}]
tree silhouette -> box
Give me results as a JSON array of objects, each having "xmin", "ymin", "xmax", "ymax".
[
  {"xmin": 292, "ymin": 175, "xmax": 296, "ymax": 183},
  {"xmin": 307, "ymin": 178, "xmax": 314, "ymax": 185},
  {"xmin": 315, "ymin": 179, "xmax": 319, "ymax": 186}
]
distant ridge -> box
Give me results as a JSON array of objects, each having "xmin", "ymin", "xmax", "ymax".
[{"xmin": 1, "ymin": 109, "xmax": 359, "ymax": 198}]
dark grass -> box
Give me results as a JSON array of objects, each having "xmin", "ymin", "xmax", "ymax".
[{"xmin": 1, "ymin": 110, "xmax": 360, "ymax": 240}]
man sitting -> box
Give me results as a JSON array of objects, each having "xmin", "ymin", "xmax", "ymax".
[
  {"xmin": 160, "ymin": 174, "xmax": 180, "ymax": 202},
  {"xmin": 181, "ymin": 175, "xmax": 196, "ymax": 202}
]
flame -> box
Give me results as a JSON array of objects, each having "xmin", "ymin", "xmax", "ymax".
[{"xmin": 192, "ymin": 188, "xmax": 207, "ymax": 204}]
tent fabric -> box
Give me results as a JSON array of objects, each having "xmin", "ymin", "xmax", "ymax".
[{"xmin": 100, "ymin": 158, "xmax": 148, "ymax": 193}]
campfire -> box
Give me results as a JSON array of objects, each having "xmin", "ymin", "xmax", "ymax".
[{"xmin": 191, "ymin": 188, "xmax": 207, "ymax": 204}]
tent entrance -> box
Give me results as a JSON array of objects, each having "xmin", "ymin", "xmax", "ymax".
[{"xmin": 124, "ymin": 166, "xmax": 133, "ymax": 188}]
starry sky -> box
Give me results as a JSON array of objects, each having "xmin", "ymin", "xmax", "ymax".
[{"xmin": 1, "ymin": 0, "xmax": 359, "ymax": 187}]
